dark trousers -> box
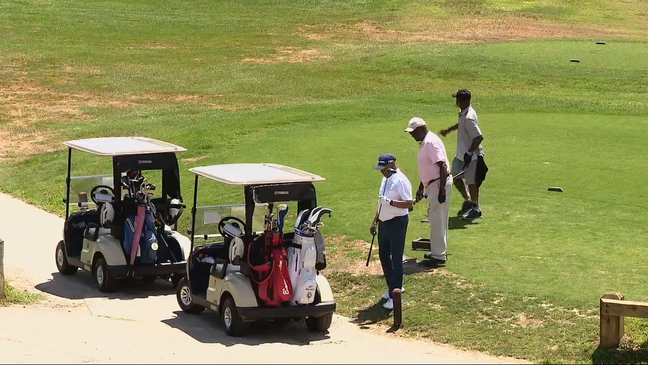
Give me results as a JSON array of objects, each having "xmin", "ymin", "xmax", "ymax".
[{"xmin": 378, "ymin": 214, "xmax": 408, "ymax": 299}]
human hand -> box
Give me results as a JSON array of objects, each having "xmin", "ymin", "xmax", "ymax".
[
  {"xmin": 440, "ymin": 129, "xmax": 448, "ymax": 137},
  {"xmin": 379, "ymin": 195, "xmax": 392, "ymax": 205},
  {"xmin": 370, "ymin": 222, "xmax": 377, "ymax": 235},
  {"xmin": 438, "ymin": 187, "xmax": 446, "ymax": 204},
  {"xmin": 415, "ymin": 188, "xmax": 424, "ymax": 202},
  {"xmin": 463, "ymin": 152, "xmax": 472, "ymax": 166}
]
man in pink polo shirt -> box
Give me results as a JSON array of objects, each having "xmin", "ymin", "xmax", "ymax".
[{"xmin": 405, "ymin": 117, "xmax": 452, "ymax": 265}]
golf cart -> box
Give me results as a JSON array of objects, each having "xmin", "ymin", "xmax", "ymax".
[
  {"xmin": 175, "ymin": 163, "xmax": 337, "ymax": 336},
  {"xmin": 55, "ymin": 137, "xmax": 192, "ymax": 292}
]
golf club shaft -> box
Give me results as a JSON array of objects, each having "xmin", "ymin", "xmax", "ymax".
[
  {"xmin": 366, "ymin": 174, "xmax": 391, "ymax": 265},
  {"xmin": 365, "ymin": 232, "xmax": 376, "ymax": 267}
]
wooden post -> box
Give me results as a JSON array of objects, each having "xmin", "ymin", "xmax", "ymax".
[
  {"xmin": 392, "ymin": 288, "xmax": 402, "ymax": 329},
  {"xmin": 600, "ymin": 292, "xmax": 625, "ymax": 349},
  {"xmin": 0, "ymin": 238, "xmax": 4, "ymax": 299}
]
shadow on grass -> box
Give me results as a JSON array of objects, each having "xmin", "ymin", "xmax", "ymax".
[
  {"xmin": 591, "ymin": 346, "xmax": 648, "ymax": 364},
  {"xmin": 449, "ymin": 216, "xmax": 478, "ymax": 230},
  {"xmin": 351, "ymin": 300, "xmax": 392, "ymax": 328},
  {"xmin": 403, "ymin": 258, "xmax": 444, "ymax": 275}
]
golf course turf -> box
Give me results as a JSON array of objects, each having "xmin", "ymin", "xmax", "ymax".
[{"xmin": 1, "ymin": 0, "xmax": 647, "ymax": 363}]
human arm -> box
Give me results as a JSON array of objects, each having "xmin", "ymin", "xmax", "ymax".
[
  {"xmin": 440, "ymin": 123, "xmax": 458, "ymax": 137},
  {"xmin": 437, "ymin": 161, "xmax": 448, "ymax": 203},
  {"xmin": 387, "ymin": 179, "xmax": 414, "ymax": 209}
]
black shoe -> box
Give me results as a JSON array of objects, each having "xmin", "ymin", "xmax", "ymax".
[
  {"xmin": 457, "ymin": 201, "xmax": 472, "ymax": 216},
  {"xmin": 423, "ymin": 252, "xmax": 446, "ymax": 264},
  {"xmin": 461, "ymin": 208, "xmax": 482, "ymax": 220}
]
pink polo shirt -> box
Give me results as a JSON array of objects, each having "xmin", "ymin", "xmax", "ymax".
[{"xmin": 417, "ymin": 131, "xmax": 450, "ymax": 187}]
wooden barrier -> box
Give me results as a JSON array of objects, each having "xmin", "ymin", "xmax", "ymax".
[
  {"xmin": 0, "ymin": 238, "xmax": 4, "ymax": 299},
  {"xmin": 599, "ymin": 292, "xmax": 648, "ymax": 349}
]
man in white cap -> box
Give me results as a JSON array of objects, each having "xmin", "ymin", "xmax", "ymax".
[{"xmin": 405, "ymin": 117, "xmax": 452, "ymax": 265}]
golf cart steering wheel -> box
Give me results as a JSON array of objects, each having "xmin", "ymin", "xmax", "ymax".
[
  {"xmin": 218, "ymin": 216, "xmax": 246, "ymax": 237},
  {"xmin": 90, "ymin": 185, "xmax": 115, "ymax": 205}
]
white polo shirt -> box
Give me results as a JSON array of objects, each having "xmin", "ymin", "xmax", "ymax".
[
  {"xmin": 456, "ymin": 105, "xmax": 484, "ymax": 159},
  {"xmin": 377, "ymin": 169, "xmax": 413, "ymax": 222}
]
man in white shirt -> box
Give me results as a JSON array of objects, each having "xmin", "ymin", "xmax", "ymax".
[
  {"xmin": 440, "ymin": 89, "xmax": 488, "ymax": 220},
  {"xmin": 369, "ymin": 153, "xmax": 414, "ymax": 310}
]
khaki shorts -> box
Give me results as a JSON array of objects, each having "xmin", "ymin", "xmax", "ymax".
[{"xmin": 451, "ymin": 157, "xmax": 477, "ymax": 185}]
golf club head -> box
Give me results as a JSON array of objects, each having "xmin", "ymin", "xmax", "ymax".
[
  {"xmin": 307, "ymin": 207, "xmax": 332, "ymax": 228},
  {"xmin": 295, "ymin": 209, "xmax": 310, "ymax": 230},
  {"xmin": 278, "ymin": 205, "xmax": 289, "ymax": 233}
]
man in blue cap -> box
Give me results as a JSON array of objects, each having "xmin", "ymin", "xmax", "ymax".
[{"xmin": 369, "ymin": 153, "xmax": 414, "ymax": 310}]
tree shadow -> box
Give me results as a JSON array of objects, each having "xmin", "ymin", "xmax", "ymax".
[
  {"xmin": 161, "ymin": 310, "xmax": 330, "ymax": 346},
  {"xmin": 591, "ymin": 346, "xmax": 648, "ymax": 364},
  {"xmin": 35, "ymin": 271, "xmax": 176, "ymax": 300}
]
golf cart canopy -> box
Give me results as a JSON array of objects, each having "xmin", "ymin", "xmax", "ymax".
[
  {"xmin": 64, "ymin": 137, "xmax": 187, "ymax": 238},
  {"xmin": 189, "ymin": 163, "xmax": 325, "ymax": 186},
  {"xmin": 188, "ymin": 163, "xmax": 325, "ymax": 236},
  {"xmin": 63, "ymin": 137, "xmax": 187, "ymax": 156}
]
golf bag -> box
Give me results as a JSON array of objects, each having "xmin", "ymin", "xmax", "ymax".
[
  {"xmin": 287, "ymin": 229, "xmax": 318, "ymax": 305},
  {"xmin": 247, "ymin": 221, "xmax": 293, "ymax": 307},
  {"xmin": 124, "ymin": 205, "xmax": 158, "ymax": 264}
]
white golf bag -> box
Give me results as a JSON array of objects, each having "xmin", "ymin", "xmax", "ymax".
[{"xmin": 287, "ymin": 230, "xmax": 318, "ymax": 305}]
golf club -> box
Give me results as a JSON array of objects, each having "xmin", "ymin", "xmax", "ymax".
[{"xmin": 366, "ymin": 168, "xmax": 395, "ymax": 266}]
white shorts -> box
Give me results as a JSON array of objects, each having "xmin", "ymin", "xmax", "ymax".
[{"xmin": 451, "ymin": 157, "xmax": 477, "ymax": 185}]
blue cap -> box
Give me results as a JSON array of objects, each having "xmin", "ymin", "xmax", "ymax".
[{"xmin": 374, "ymin": 153, "xmax": 396, "ymax": 170}]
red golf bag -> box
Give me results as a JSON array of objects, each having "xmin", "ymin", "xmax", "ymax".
[{"xmin": 247, "ymin": 222, "xmax": 293, "ymax": 306}]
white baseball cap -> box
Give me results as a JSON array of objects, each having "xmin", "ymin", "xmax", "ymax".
[{"xmin": 404, "ymin": 117, "xmax": 427, "ymax": 132}]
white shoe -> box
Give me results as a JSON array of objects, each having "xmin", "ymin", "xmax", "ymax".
[
  {"xmin": 383, "ymin": 298, "xmax": 394, "ymax": 310},
  {"xmin": 381, "ymin": 287, "xmax": 405, "ymax": 300}
]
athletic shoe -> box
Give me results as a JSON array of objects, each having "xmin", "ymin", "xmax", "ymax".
[
  {"xmin": 457, "ymin": 200, "xmax": 473, "ymax": 216},
  {"xmin": 382, "ymin": 287, "xmax": 405, "ymax": 300},
  {"xmin": 383, "ymin": 298, "xmax": 394, "ymax": 310},
  {"xmin": 461, "ymin": 208, "xmax": 482, "ymax": 220}
]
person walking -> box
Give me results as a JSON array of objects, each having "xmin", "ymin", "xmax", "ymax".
[
  {"xmin": 440, "ymin": 89, "xmax": 488, "ymax": 220},
  {"xmin": 369, "ymin": 153, "xmax": 414, "ymax": 310},
  {"xmin": 405, "ymin": 117, "xmax": 452, "ymax": 265}
]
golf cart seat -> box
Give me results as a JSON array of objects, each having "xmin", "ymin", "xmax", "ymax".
[{"xmin": 65, "ymin": 210, "xmax": 100, "ymax": 257}]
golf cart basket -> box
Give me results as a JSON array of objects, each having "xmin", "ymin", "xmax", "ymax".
[{"xmin": 63, "ymin": 137, "xmax": 186, "ymax": 254}]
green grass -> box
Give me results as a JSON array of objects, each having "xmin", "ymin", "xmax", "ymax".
[
  {"xmin": 0, "ymin": 283, "xmax": 44, "ymax": 306},
  {"xmin": 1, "ymin": 0, "xmax": 648, "ymax": 363}
]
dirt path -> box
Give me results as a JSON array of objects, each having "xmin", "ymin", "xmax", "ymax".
[{"xmin": 0, "ymin": 192, "xmax": 528, "ymax": 364}]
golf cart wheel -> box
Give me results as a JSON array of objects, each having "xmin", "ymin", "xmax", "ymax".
[
  {"xmin": 94, "ymin": 256, "xmax": 117, "ymax": 293},
  {"xmin": 305, "ymin": 313, "xmax": 333, "ymax": 332},
  {"xmin": 55, "ymin": 240, "xmax": 77, "ymax": 275},
  {"xmin": 176, "ymin": 277, "xmax": 204, "ymax": 314},
  {"xmin": 170, "ymin": 273, "xmax": 183, "ymax": 288},
  {"xmin": 221, "ymin": 296, "xmax": 250, "ymax": 337}
]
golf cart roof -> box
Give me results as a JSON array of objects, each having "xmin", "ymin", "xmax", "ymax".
[
  {"xmin": 189, "ymin": 163, "xmax": 326, "ymax": 186},
  {"xmin": 63, "ymin": 137, "xmax": 187, "ymax": 156}
]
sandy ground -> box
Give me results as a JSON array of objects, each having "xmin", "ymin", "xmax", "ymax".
[{"xmin": 0, "ymin": 192, "xmax": 528, "ymax": 364}]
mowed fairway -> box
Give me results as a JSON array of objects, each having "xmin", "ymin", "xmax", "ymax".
[{"xmin": 1, "ymin": 0, "xmax": 648, "ymax": 363}]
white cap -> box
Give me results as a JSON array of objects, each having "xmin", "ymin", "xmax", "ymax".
[{"xmin": 404, "ymin": 117, "xmax": 427, "ymax": 132}]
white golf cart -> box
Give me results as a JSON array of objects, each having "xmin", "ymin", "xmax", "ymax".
[
  {"xmin": 55, "ymin": 137, "xmax": 192, "ymax": 292},
  {"xmin": 175, "ymin": 163, "xmax": 337, "ymax": 336}
]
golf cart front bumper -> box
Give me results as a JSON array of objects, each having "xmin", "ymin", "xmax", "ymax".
[
  {"xmin": 237, "ymin": 301, "xmax": 336, "ymax": 321},
  {"xmin": 110, "ymin": 262, "xmax": 186, "ymax": 279}
]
